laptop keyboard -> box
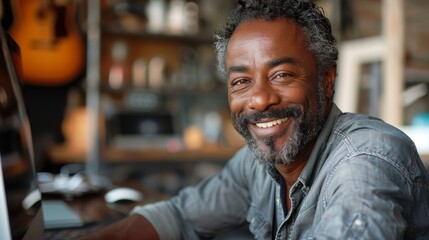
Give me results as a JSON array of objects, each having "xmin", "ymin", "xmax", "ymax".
[{"xmin": 43, "ymin": 228, "xmax": 92, "ymax": 240}]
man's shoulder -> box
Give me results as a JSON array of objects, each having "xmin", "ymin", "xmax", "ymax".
[
  {"xmin": 334, "ymin": 112, "xmax": 411, "ymax": 145},
  {"xmin": 330, "ymin": 112, "xmax": 419, "ymax": 170}
]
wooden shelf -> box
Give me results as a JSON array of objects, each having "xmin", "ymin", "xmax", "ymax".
[
  {"xmin": 102, "ymin": 26, "xmax": 214, "ymax": 45},
  {"xmin": 49, "ymin": 144, "xmax": 242, "ymax": 164}
]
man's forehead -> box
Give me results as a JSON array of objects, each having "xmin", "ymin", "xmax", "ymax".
[
  {"xmin": 232, "ymin": 18, "xmax": 301, "ymax": 37},
  {"xmin": 227, "ymin": 18, "xmax": 305, "ymax": 52},
  {"xmin": 225, "ymin": 18, "xmax": 312, "ymax": 66}
]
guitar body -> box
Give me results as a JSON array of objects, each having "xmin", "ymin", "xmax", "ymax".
[{"xmin": 9, "ymin": 0, "xmax": 84, "ymax": 86}]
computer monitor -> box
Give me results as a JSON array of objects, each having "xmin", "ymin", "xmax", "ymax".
[{"xmin": 0, "ymin": 26, "xmax": 44, "ymax": 240}]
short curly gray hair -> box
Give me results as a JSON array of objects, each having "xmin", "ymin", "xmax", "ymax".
[{"xmin": 214, "ymin": 0, "xmax": 338, "ymax": 80}]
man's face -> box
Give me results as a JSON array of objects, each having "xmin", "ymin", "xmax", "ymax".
[{"xmin": 226, "ymin": 18, "xmax": 332, "ymax": 166}]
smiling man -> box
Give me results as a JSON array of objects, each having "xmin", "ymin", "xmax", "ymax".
[{"xmin": 84, "ymin": 0, "xmax": 429, "ymax": 239}]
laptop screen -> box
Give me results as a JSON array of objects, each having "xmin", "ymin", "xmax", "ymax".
[{"xmin": 0, "ymin": 27, "xmax": 44, "ymax": 240}]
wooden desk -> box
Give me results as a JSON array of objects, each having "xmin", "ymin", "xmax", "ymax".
[
  {"xmin": 42, "ymin": 180, "xmax": 169, "ymax": 226},
  {"xmin": 42, "ymin": 181, "xmax": 254, "ymax": 239}
]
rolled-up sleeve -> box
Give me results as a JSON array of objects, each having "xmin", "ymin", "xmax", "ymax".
[
  {"xmin": 131, "ymin": 147, "xmax": 254, "ymax": 239},
  {"xmin": 131, "ymin": 201, "xmax": 183, "ymax": 240}
]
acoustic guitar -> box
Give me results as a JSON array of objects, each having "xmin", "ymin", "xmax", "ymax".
[{"xmin": 9, "ymin": 0, "xmax": 84, "ymax": 86}]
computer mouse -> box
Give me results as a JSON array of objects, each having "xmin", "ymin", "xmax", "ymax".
[{"xmin": 104, "ymin": 187, "xmax": 144, "ymax": 204}]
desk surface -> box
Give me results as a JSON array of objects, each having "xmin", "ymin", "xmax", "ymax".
[{"xmin": 42, "ymin": 180, "xmax": 169, "ymax": 228}]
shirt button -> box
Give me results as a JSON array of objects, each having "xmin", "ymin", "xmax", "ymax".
[{"xmin": 354, "ymin": 219, "xmax": 363, "ymax": 226}]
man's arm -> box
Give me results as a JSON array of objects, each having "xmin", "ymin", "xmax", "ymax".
[
  {"xmin": 81, "ymin": 214, "xmax": 158, "ymax": 240},
  {"xmin": 82, "ymin": 147, "xmax": 252, "ymax": 239}
]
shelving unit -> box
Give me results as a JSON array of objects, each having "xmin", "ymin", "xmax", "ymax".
[
  {"xmin": 99, "ymin": 26, "xmax": 234, "ymax": 150},
  {"xmin": 102, "ymin": 1, "xmax": 238, "ymax": 153},
  {"xmin": 45, "ymin": 1, "xmax": 242, "ymax": 194},
  {"xmin": 50, "ymin": 0, "xmax": 242, "ymax": 167}
]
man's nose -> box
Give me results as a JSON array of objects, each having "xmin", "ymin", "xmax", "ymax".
[{"xmin": 247, "ymin": 81, "xmax": 281, "ymax": 112}]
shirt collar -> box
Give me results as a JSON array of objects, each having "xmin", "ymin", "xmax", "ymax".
[{"xmin": 297, "ymin": 104, "xmax": 342, "ymax": 188}]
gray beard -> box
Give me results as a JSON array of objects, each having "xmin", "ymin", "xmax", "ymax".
[{"xmin": 232, "ymin": 82, "xmax": 327, "ymax": 167}]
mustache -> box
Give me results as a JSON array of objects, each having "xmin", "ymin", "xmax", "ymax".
[{"xmin": 235, "ymin": 106, "xmax": 302, "ymax": 124}]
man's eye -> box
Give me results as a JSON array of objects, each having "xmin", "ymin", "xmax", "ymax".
[
  {"xmin": 275, "ymin": 73, "xmax": 292, "ymax": 79},
  {"xmin": 231, "ymin": 79, "xmax": 248, "ymax": 86},
  {"xmin": 229, "ymin": 78, "xmax": 250, "ymax": 92}
]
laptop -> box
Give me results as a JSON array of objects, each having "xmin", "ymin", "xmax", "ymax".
[
  {"xmin": 0, "ymin": 25, "xmax": 45, "ymax": 240},
  {"xmin": 0, "ymin": 26, "xmax": 86, "ymax": 239}
]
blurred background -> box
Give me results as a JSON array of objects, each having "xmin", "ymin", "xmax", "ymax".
[{"xmin": 1, "ymin": 0, "xmax": 428, "ymax": 197}]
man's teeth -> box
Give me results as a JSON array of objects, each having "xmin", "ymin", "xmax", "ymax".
[{"xmin": 255, "ymin": 118, "xmax": 288, "ymax": 128}]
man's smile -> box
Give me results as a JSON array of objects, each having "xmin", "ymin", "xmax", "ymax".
[
  {"xmin": 255, "ymin": 117, "xmax": 289, "ymax": 128},
  {"xmin": 250, "ymin": 117, "xmax": 291, "ymax": 138}
]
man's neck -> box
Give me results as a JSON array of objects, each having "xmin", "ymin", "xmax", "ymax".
[
  {"xmin": 274, "ymin": 141, "xmax": 315, "ymax": 210},
  {"xmin": 274, "ymin": 141, "xmax": 315, "ymax": 190}
]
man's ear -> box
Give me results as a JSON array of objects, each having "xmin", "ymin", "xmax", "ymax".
[{"xmin": 324, "ymin": 65, "xmax": 336, "ymax": 99}]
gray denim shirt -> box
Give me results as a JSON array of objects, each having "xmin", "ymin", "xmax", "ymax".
[{"xmin": 132, "ymin": 104, "xmax": 429, "ymax": 239}]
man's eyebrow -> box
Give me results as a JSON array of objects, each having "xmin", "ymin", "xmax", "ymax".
[
  {"xmin": 268, "ymin": 57, "xmax": 297, "ymax": 68},
  {"xmin": 227, "ymin": 65, "xmax": 248, "ymax": 78},
  {"xmin": 227, "ymin": 57, "xmax": 297, "ymax": 77}
]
